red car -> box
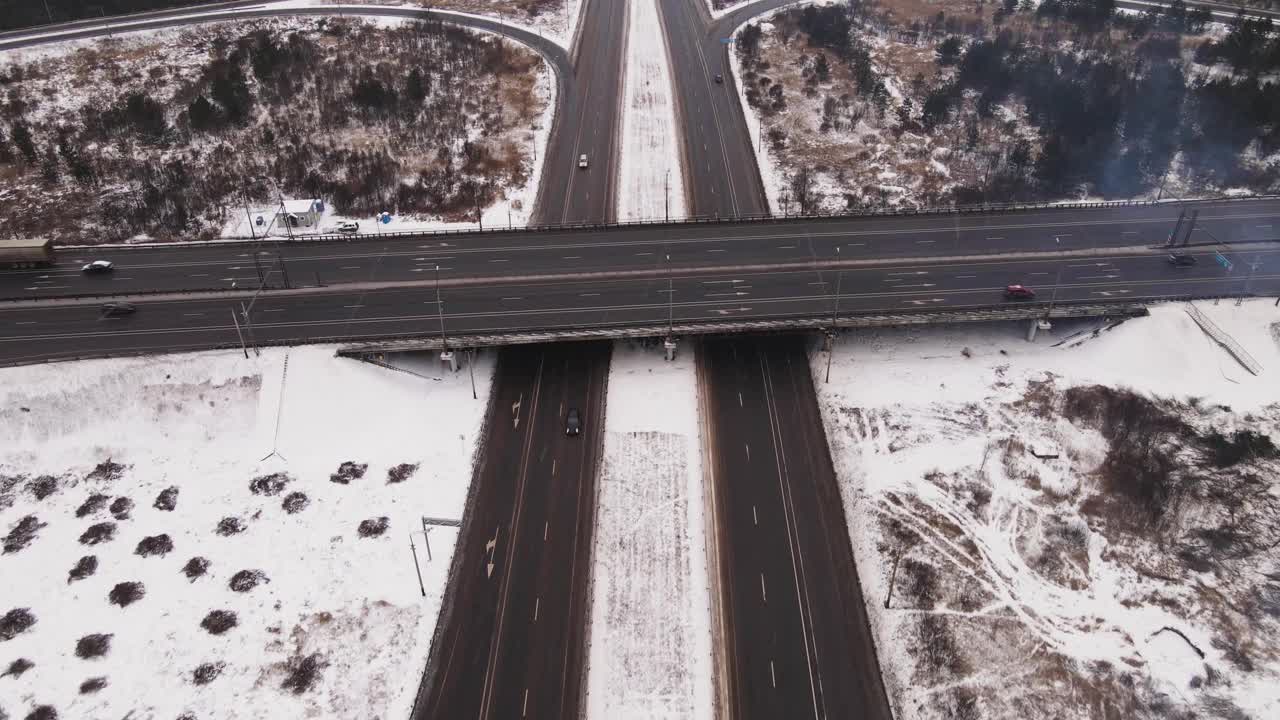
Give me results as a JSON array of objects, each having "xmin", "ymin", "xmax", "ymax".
[{"xmin": 1004, "ymin": 284, "xmax": 1036, "ymax": 300}]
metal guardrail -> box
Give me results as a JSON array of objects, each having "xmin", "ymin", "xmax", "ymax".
[
  {"xmin": 61, "ymin": 194, "xmax": 1280, "ymax": 252},
  {"xmin": 1183, "ymin": 302, "xmax": 1262, "ymax": 375}
]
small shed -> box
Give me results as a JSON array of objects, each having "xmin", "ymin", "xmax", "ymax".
[{"xmin": 275, "ymin": 199, "xmax": 325, "ymax": 229}]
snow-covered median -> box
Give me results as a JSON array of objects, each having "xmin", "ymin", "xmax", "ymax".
[
  {"xmin": 585, "ymin": 341, "xmax": 712, "ymax": 719},
  {"xmin": 617, "ymin": 0, "xmax": 686, "ymax": 222},
  {"xmin": 813, "ymin": 301, "xmax": 1280, "ymax": 720},
  {"xmin": 0, "ymin": 346, "xmax": 494, "ymax": 719}
]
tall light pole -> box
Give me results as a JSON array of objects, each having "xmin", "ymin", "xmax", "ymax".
[
  {"xmin": 825, "ymin": 246, "xmax": 842, "ymax": 384},
  {"xmin": 435, "ymin": 264, "xmax": 448, "ymax": 350},
  {"xmin": 666, "ymin": 253, "xmax": 674, "ymax": 337}
]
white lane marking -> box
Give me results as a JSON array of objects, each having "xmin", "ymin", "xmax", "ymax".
[
  {"xmin": 705, "ymin": 248, "xmax": 727, "ymax": 253},
  {"xmin": 635, "ymin": 252, "xmax": 653, "ymax": 256},
  {"xmin": 845, "ymin": 242, "xmax": 866, "ymax": 247},
  {"xmin": 343, "ymin": 304, "xmax": 364, "ymax": 309},
  {"xmin": 522, "ymin": 688, "xmax": 529, "ymax": 717},
  {"xmin": 738, "ymin": 392, "xmax": 743, "ymax": 407},
  {"xmin": 502, "ymin": 297, "xmax": 524, "ymax": 301},
  {"xmin": 25, "ymin": 286, "xmax": 68, "ymax": 290},
  {"xmin": 744, "ymin": 443, "xmax": 750, "ymax": 461},
  {"xmin": 777, "ymin": 244, "xmax": 796, "ymax": 249},
  {"xmin": 770, "ymin": 660, "xmax": 777, "ymax": 688},
  {"xmin": 534, "ymin": 597, "xmax": 540, "ymax": 622},
  {"xmin": 262, "ymin": 309, "xmax": 285, "ymax": 313},
  {"xmin": 562, "ymin": 255, "xmax": 582, "ymax": 260},
  {"xmin": 182, "ymin": 313, "xmax": 205, "ymax": 318},
  {"xmin": 15, "ymin": 321, "xmax": 37, "ymax": 325},
  {"xmin": 753, "ymin": 505, "xmax": 758, "ymax": 525},
  {"xmin": 955, "ymin": 274, "xmax": 977, "ymax": 279},
  {"xmin": 1030, "ymin": 271, "xmax": 1050, "ymax": 276},
  {"xmin": 808, "ymin": 281, "xmax": 827, "ymax": 286},
  {"xmin": 915, "ymin": 240, "xmax": 936, "ymax": 244},
  {"xmin": 580, "ymin": 293, "xmax": 600, "ymax": 297},
  {"xmin": 887, "ymin": 271, "xmax": 929, "ymax": 276},
  {"xmin": 339, "ymin": 265, "xmax": 360, "ymax": 270},
  {"xmin": 760, "ymin": 573, "xmax": 767, "ymax": 603},
  {"xmin": 190, "ymin": 273, "xmax": 209, "ymax": 277},
  {"xmin": 110, "ymin": 277, "xmax": 135, "ymax": 281},
  {"xmin": 986, "ymin": 236, "xmax": 1005, "ymax": 240},
  {"xmin": 489, "ymin": 259, "xmax": 510, "ymax": 263},
  {"xmin": 706, "ymin": 291, "xmax": 750, "ymax": 297},
  {"xmin": 1078, "ymin": 274, "xmax": 1120, "ymax": 280},
  {"xmin": 1121, "ymin": 231, "xmax": 1138, "ymax": 235},
  {"xmin": 543, "ymin": 521, "xmax": 548, "ymax": 541}
]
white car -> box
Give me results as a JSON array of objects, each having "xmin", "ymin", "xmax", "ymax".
[
  {"xmin": 82, "ymin": 260, "xmax": 114, "ymax": 273},
  {"xmin": 336, "ymin": 221, "xmax": 360, "ymax": 234},
  {"xmin": 578, "ymin": 154, "xmax": 589, "ymax": 169}
]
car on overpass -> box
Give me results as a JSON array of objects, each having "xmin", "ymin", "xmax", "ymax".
[
  {"xmin": 100, "ymin": 302, "xmax": 136, "ymax": 317},
  {"xmin": 82, "ymin": 260, "xmax": 114, "ymax": 274},
  {"xmin": 1004, "ymin": 284, "xmax": 1036, "ymax": 300},
  {"xmin": 1168, "ymin": 253, "xmax": 1198, "ymax": 267}
]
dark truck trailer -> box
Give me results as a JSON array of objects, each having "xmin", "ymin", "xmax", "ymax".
[{"xmin": 0, "ymin": 237, "xmax": 55, "ymax": 268}]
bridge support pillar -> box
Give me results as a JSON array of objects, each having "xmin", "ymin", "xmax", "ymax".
[
  {"xmin": 663, "ymin": 337, "xmax": 678, "ymax": 362},
  {"xmin": 441, "ymin": 350, "xmax": 458, "ymax": 372},
  {"xmin": 1026, "ymin": 318, "xmax": 1051, "ymax": 342}
]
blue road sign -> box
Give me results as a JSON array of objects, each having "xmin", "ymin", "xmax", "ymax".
[{"xmin": 1214, "ymin": 251, "xmax": 1233, "ymax": 271}]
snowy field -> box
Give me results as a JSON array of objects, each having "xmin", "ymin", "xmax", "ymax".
[
  {"xmin": 0, "ymin": 346, "xmax": 494, "ymax": 719},
  {"xmin": 616, "ymin": 0, "xmax": 687, "ymax": 222},
  {"xmin": 813, "ymin": 300, "xmax": 1280, "ymax": 719},
  {"xmin": 584, "ymin": 341, "xmax": 713, "ymax": 720}
]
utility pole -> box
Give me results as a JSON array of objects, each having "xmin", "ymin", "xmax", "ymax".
[
  {"xmin": 1238, "ymin": 255, "xmax": 1262, "ymax": 306},
  {"xmin": 435, "ymin": 264, "xmax": 448, "ymax": 350},
  {"xmin": 468, "ymin": 348, "xmax": 477, "ymax": 400},
  {"xmin": 276, "ymin": 253, "xmax": 291, "ymax": 290},
  {"xmin": 664, "ymin": 170, "xmax": 670, "ymax": 222},
  {"xmin": 1167, "ymin": 209, "xmax": 1186, "ymax": 247},
  {"xmin": 239, "ymin": 302, "xmax": 260, "ymax": 357},
  {"xmin": 231, "ymin": 309, "xmax": 249, "ymax": 359},
  {"xmin": 41, "ymin": 0, "xmax": 52, "ymax": 24},
  {"xmin": 825, "ymin": 247, "xmax": 842, "ymax": 384}
]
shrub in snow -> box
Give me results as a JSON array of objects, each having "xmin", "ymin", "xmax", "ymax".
[
  {"xmin": 75, "ymin": 493, "xmax": 110, "ymax": 518},
  {"xmin": 0, "ymin": 608, "xmax": 36, "ymax": 641},
  {"xmin": 85, "ymin": 460, "xmax": 127, "ymax": 483},
  {"xmin": 4, "ymin": 658, "xmax": 33, "ymax": 677},
  {"xmin": 192, "ymin": 661, "xmax": 224, "ymax": 685},
  {"xmin": 281, "ymin": 492, "xmax": 310, "ymax": 514},
  {"xmin": 281, "ymin": 653, "xmax": 328, "ymax": 694},
  {"xmin": 67, "ymin": 556, "xmax": 98, "ymax": 584},
  {"xmin": 79, "ymin": 677, "xmax": 107, "ymax": 694},
  {"xmin": 357, "ymin": 517, "xmax": 390, "ymax": 538},
  {"xmin": 3, "ymin": 515, "xmax": 46, "ymax": 554},
  {"xmin": 200, "ymin": 610, "xmax": 238, "ymax": 635},
  {"xmin": 78, "ymin": 522, "xmax": 116, "ymax": 546},
  {"xmin": 387, "ymin": 463, "xmax": 419, "ymax": 484},
  {"xmin": 0, "ymin": 474, "xmax": 20, "ymax": 510},
  {"xmin": 249, "ymin": 472, "xmax": 292, "ymax": 496},
  {"xmin": 330, "ymin": 461, "xmax": 368, "ymax": 485},
  {"xmin": 153, "ymin": 486, "xmax": 179, "ymax": 512},
  {"xmin": 135, "ymin": 534, "xmax": 174, "ymax": 557},
  {"xmin": 25, "ymin": 706, "xmax": 57, "ymax": 720},
  {"xmin": 216, "ymin": 516, "xmax": 246, "ymax": 536},
  {"xmin": 182, "ymin": 557, "xmax": 210, "ymax": 581},
  {"xmin": 26, "ymin": 476, "xmax": 58, "ymax": 501},
  {"xmin": 229, "ymin": 569, "xmax": 268, "ymax": 593},
  {"xmin": 109, "ymin": 497, "xmax": 133, "ymax": 521},
  {"xmin": 108, "ymin": 581, "xmax": 146, "ymax": 608},
  {"xmin": 75, "ymin": 633, "xmax": 112, "ymax": 659}
]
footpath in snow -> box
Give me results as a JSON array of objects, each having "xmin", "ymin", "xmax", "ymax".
[
  {"xmin": 584, "ymin": 341, "xmax": 713, "ymax": 720},
  {"xmin": 617, "ymin": 0, "xmax": 686, "ymax": 222},
  {"xmin": 0, "ymin": 346, "xmax": 493, "ymax": 720},
  {"xmin": 811, "ymin": 301, "xmax": 1280, "ymax": 720}
]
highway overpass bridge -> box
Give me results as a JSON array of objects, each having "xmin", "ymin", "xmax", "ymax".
[{"xmin": 1, "ymin": 197, "xmax": 1277, "ymax": 366}]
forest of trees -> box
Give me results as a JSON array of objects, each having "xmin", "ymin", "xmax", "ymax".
[
  {"xmin": 740, "ymin": 1, "xmax": 1280, "ymax": 208},
  {"xmin": 0, "ymin": 18, "xmax": 543, "ymax": 242}
]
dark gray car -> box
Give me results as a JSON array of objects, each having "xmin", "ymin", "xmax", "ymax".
[{"xmin": 566, "ymin": 408, "xmax": 582, "ymax": 436}]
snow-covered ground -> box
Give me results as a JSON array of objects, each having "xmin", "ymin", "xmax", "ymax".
[
  {"xmin": 0, "ymin": 346, "xmax": 494, "ymax": 719},
  {"xmin": 812, "ymin": 300, "xmax": 1280, "ymax": 719},
  {"xmin": 584, "ymin": 341, "xmax": 713, "ymax": 720},
  {"xmin": 616, "ymin": 0, "xmax": 687, "ymax": 222}
]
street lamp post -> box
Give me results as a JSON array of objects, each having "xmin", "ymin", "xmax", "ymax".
[
  {"xmin": 435, "ymin": 264, "xmax": 448, "ymax": 350},
  {"xmin": 825, "ymin": 246, "xmax": 842, "ymax": 384}
]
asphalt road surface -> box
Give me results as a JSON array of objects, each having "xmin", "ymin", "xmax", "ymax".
[
  {"xmin": 414, "ymin": 343, "xmax": 609, "ymax": 720},
  {"xmin": 4, "ymin": 247, "xmax": 1275, "ymax": 364},
  {"xmin": 5, "ymin": 199, "xmax": 1277, "ymax": 300},
  {"xmin": 700, "ymin": 335, "xmax": 892, "ymax": 720}
]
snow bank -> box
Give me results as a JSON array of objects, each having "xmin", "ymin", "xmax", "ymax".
[
  {"xmin": 0, "ymin": 345, "xmax": 494, "ymax": 720},
  {"xmin": 584, "ymin": 341, "xmax": 712, "ymax": 720},
  {"xmin": 617, "ymin": 0, "xmax": 686, "ymax": 222},
  {"xmin": 811, "ymin": 300, "xmax": 1280, "ymax": 720}
]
